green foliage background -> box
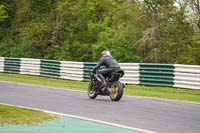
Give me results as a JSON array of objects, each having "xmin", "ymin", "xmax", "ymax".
[{"xmin": 0, "ymin": 0, "xmax": 199, "ymax": 64}]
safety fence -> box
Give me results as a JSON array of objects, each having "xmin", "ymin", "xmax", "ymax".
[
  {"xmin": 139, "ymin": 63, "xmax": 174, "ymax": 87},
  {"xmin": 174, "ymin": 64, "xmax": 200, "ymax": 89},
  {"xmin": 0, "ymin": 57, "xmax": 200, "ymax": 90}
]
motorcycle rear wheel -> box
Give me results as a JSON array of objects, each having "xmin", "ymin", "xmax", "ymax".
[
  {"xmin": 88, "ymin": 82, "xmax": 98, "ymax": 99},
  {"xmin": 109, "ymin": 81, "xmax": 123, "ymax": 101}
]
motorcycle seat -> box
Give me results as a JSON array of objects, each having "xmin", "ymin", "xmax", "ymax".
[{"xmin": 107, "ymin": 70, "xmax": 124, "ymax": 82}]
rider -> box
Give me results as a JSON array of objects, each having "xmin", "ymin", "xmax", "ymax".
[{"xmin": 94, "ymin": 50, "xmax": 121, "ymax": 90}]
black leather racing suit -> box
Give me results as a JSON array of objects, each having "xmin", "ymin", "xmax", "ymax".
[{"xmin": 94, "ymin": 55, "xmax": 121, "ymax": 87}]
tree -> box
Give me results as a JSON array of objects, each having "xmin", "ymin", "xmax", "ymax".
[
  {"xmin": 137, "ymin": 0, "xmax": 175, "ymax": 63},
  {"xmin": 0, "ymin": 0, "xmax": 199, "ymax": 64},
  {"xmin": 0, "ymin": 4, "xmax": 7, "ymax": 22},
  {"xmin": 93, "ymin": 0, "xmax": 142, "ymax": 62}
]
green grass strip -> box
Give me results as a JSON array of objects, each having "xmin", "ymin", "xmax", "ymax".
[
  {"xmin": 0, "ymin": 73, "xmax": 200, "ymax": 103},
  {"xmin": 0, "ymin": 104, "xmax": 57, "ymax": 125}
]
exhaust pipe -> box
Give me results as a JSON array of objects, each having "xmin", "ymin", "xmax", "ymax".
[{"xmin": 122, "ymin": 83, "xmax": 128, "ymax": 88}]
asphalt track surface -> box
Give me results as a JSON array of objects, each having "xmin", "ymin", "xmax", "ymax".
[{"xmin": 0, "ymin": 81, "xmax": 200, "ymax": 133}]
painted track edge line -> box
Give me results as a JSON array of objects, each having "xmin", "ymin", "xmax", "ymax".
[
  {"xmin": 0, "ymin": 103, "xmax": 159, "ymax": 133},
  {"xmin": 0, "ymin": 80, "xmax": 86, "ymax": 93}
]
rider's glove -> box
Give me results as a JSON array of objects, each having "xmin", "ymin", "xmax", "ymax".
[{"xmin": 92, "ymin": 68, "xmax": 97, "ymax": 73}]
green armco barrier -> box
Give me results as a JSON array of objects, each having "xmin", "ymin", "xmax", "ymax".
[
  {"xmin": 139, "ymin": 63, "xmax": 175, "ymax": 87},
  {"xmin": 40, "ymin": 59, "xmax": 60, "ymax": 77},
  {"xmin": 83, "ymin": 62, "xmax": 97, "ymax": 81},
  {"xmin": 4, "ymin": 57, "xmax": 20, "ymax": 74},
  {"xmin": 1, "ymin": 56, "xmax": 200, "ymax": 89}
]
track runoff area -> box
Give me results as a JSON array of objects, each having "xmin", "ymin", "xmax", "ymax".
[{"xmin": 0, "ymin": 103, "xmax": 156, "ymax": 133}]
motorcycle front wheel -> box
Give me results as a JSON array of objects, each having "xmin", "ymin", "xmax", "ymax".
[
  {"xmin": 109, "ymin": 81, "xmax": 123, "ymax": 101},
  {"xmin": 88, "ymin": 82, "xmax": 98, "ymax": 99}
]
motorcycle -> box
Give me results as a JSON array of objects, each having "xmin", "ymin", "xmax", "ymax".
[{"xmin": 88, "ymin": 69, "xmax": 125, "ymax": 101}]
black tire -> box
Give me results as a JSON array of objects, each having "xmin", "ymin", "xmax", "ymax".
[
  {"xmin": 109, "ymin": 81, "xmax": 123, "ymax": 101},
  {"xmin": 88, "ymin": 82, "xmax": 98, "ymax": 99}
]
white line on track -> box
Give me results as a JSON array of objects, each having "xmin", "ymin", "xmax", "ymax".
[
  {"xmin": 0, "ymin": 80, "xmax": 86, "ymax": 93},
  {"xmin": 0, "ymin": 103, "xmax": 159, "ymax": 133}
]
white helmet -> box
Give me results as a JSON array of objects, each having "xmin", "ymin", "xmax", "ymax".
[{"xmin": 101, "ymin": 50, "xmax": 110, "ymax": 56}]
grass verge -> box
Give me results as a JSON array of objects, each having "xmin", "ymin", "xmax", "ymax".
[
  {"xmin": 0, "ymin": 73, "xmax": 200, "ymax": 103},
  {"xmin": 0, "ymin": 104, "xmax": 57, "ymax": 125}
]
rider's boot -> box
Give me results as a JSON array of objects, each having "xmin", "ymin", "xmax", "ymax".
[
  {"xmin": 100, "ymin": 81, "xmax": 107, "ymax": 90},
  {"xmin": 99, "ymin": 74, "xmax": 107, "ymax": 91}
]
